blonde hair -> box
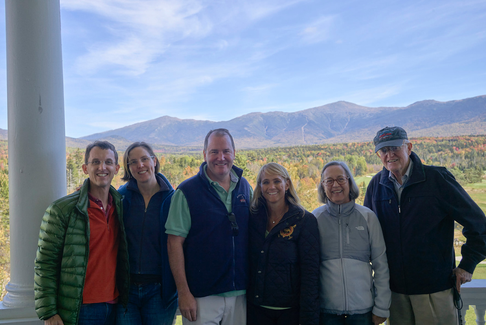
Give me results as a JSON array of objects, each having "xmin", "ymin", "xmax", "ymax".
[{"xmin": 250, "ymin": 163, "xmax": 303, "ymax": 213}]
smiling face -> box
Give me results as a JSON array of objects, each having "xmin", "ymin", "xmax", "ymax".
[
  {"xmin": 82, "ymin": 147, "xmax": 120, "ymax": 191},
  {"xmin": 378, "ymin": 142, "xmax": 412, "ymax": 179},
  {"xmin": 203, "ymin": 133, "xmax": 235, "ymax": 183},
  {"xmin": 322, "ymin": 165, "xmax": 350, "ymax": 205},
  {"xmin": 128, "ymin": 146, "xmax": 157, "ymax": 184},
  {"xmin": 260, "ymin": 171, "xmax": 289, "ymax": 206}
]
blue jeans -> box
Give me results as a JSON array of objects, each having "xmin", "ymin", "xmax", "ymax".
[
  {"xmin": 320, "ymin": 311, "xmax": 373, "ymax": 325},
  {"xmin": 116, "ymin": 283, "xmax": 177, "ymax": 325},
  {"xmin": 78, "ymin": 303, "xmax": 116, "ymax": 325}
]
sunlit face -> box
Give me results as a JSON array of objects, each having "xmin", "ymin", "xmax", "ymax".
[
  {"xmin": 203, "ymin": 133, "xmax": 235, "ymax": 182},
  {"xmin": 82, "ymin": 147, "xmax": 120, "ymax": 191},
  {"xmin": 322, "ymin": 165, "xmax": 350, "ymax": 205},
  {"xmin": 128, "ymin": 146, "xmax": 157, "ymax": 184},
  {"xmin": 260, "ymin": 171, "xmax": 289, "ymax": 206},
  {"xmin": 377, "ymin": 142, "xmax": 412, "ymax": 178}
]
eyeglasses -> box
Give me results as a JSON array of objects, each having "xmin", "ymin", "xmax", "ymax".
[
  {"xmin": 127, "ymin": 156, "xmax": 154, "ymax": 166},
  {"xmin": 378, "ymin": 145, "xmax": 405, "ymax": 156},
  {"xmin": 87, "ymin": 159, "xmax": 115, "ymax": 166},
  {"xmin": 322, "ymin": 176, "xmax": 348, "ymax": 187}
]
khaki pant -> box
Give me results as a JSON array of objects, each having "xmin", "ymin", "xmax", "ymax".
[
  {"xmin": 182, "ymin": 294, "xmax": 246, "ymax": 325},
  {"xmin": 388, "ymin": 289, "xmax": 458, "ymax": 325}
]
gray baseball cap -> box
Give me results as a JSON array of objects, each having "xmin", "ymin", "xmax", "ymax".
[{"xmin": 373, "ymin": 126, "xmax": 408, "ymax": 153}]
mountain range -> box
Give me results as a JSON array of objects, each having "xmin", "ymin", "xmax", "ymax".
[{"xmin": 2, "ymin": 95, "xmax": 486, "ymax": 150}]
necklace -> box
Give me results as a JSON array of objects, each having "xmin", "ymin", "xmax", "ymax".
[{"xmin": 272, "ymin": 220, "xmax": 276, "ymax": 224}]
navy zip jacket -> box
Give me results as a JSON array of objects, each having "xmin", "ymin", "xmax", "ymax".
[
  {"xmin": 118, "ymin": 173, "xmax": 177, "ymax": 307},
  {"xmin": 248, "ymin": 200, "xmax": 320, "ymax": 325},
  {"xmin": 364, "ymin": 152, "xmax": 486, "ymax": 295},
  {"xmin": 178, "ymin": 162, "xmax": 251, "ymax": 297}
]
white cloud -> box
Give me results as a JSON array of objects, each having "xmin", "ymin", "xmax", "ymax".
[
  {"xmin": 300, "ymin": 16, "xmax": 335, "ymax": 44},
  {"xmin": 62, "ymin": 0, "xmax": 212, "ymax": 75},
  {"xmin": 241, "ymin": 0, "xmax": 307, "ymax": 21}
]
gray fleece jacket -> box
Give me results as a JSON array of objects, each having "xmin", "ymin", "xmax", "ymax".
[{"xmin": 312, "ymin": 200, "xmax": 391, "ymax": 317}]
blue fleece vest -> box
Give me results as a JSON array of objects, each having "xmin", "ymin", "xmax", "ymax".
[
  {"xmin": 118, "ymin": 173, "xmax": 177, "ymax": 307},
  {"xmin": 178, "ymin": 163, "xmax": 251, "ymax": 297}
]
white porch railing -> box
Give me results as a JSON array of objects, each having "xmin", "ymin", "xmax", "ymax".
[{"xmin": 462, "ymin": 279, "xmax": 486, "ymax": 325}]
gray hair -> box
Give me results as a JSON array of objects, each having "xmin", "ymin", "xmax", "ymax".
[{"xmin": 317, "ymin": 161, "xmax": 360, "ymax": 204}]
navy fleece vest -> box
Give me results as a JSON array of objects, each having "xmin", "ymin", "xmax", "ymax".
[{"xmin": 178, "ymin": 163, "xmax": 250, "ymax": 297}]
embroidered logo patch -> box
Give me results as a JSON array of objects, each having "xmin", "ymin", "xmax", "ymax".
[
  {"xmin": 279, "ymin": 224, "xmax": 296, "ymax": 239},
  {"xmin": 379, "ymin": 131, "xmax": 392, "ymax": 140},
  {"xmin": 355, "ymin": 226, "xmax": 365, "ymax": 231},
  {"xmin": 237, "ymin": 194, "xmax": 246, "ymax": 203}
]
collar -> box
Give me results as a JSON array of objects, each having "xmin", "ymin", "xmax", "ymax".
[
  {"xmin": 325, "ymin": 199, "xmax": 355, "ymax": 217},
  {"xmin": 126, "ymin": 173, "xmax": 171, "ymax": 193},
  {"xmin": 388, "ymin": 159, "xmax": 413, "ymax": 187},
  {"xmin": 88, "ymin": 192, "xmax": 113, "ymax": 209},
  {"xmin": 379, "ymin": 151, "xmax": 425, "ymax": 188},
  {"xmin": 76, "ymin": 178, "xmax": 121, "ymax": 217},
  {"xmin": 257, "ymin": 199, "xmax": 304, "ymax": 222},
  {"xmin": 201, "ymin": 162, "xmax": 240, "ymax": 186}
]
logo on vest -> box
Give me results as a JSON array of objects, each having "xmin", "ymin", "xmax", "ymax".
[{"xmin": 237, "ymin": 194, "xmax": 246, "ymax": 203}]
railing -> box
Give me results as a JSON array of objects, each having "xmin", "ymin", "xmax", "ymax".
[{"xmin": 462, "ymin": 279, "xmax": 486, "ymax": 325}]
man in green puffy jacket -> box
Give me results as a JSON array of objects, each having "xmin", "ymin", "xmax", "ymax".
[{"xmin": 34, "ymin": 141, "xmax": 130, "ymax": 325}]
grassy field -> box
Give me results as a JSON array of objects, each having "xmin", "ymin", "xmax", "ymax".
[{"xmin": 465, "ymin": 181, "xmax": 486, "ymax": 213}]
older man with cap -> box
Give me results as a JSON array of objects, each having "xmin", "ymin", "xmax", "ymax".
[{"xmin": 364, "ymin": 126, "xmax": 486, "ymax": 325}]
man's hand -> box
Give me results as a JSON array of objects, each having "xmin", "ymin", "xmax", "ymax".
[
  {"xmin": 178, "ymin": 291, "xmax": 197, "ymax": 322},
  {"xmin": 45, "ymin": 314, "xmax": 64, "ymax": 325},
  {"xmin": 453, "ymin": 267, "xmax": 472, "ymax": 293},
  {"xmin": 372, "ymin": 314, "xmax": 387, "ymax": 325}
]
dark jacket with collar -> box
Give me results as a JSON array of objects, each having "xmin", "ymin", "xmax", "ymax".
[
  {"xmin": 178, "ymin": 162, "xmax": 251, "ymax": 297},
  {"xmin": 118, "ymin": 173, "xmax": 177, "ymax": 307},
  {"xmin": 248, "ymin": 200, "xmax": 320, "ymax": 325},
  {"xmin": 364, "ymin": 151, "xmax": 486, "ymax": 295},
  {"xmin": 34, "ymin": 179, "xmax": 130, "ymax": 325}
]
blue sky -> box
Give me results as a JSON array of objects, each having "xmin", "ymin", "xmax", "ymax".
[{"xmin": 0, "ymin": 0, "xmax": 485, "ymax": 138}]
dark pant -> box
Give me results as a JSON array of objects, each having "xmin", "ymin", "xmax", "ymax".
[
  {"xmin": 116, "ymin": 283, "xmax": 177, "ymax": 325},
  {"xmin": 320, "ymin": 312, "xmax": 373, "ymax": 325},
  {"xmin": 78, "ymin": 302, "xmax": 116, "ymax": 325},
  {"xmin": 247, "ymin": 302, "xmax": 299, "ymax": 325}
]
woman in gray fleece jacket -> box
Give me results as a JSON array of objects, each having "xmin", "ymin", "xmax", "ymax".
[{"xmin": 312, "ymin": 161, "xmax": 391, "ymax": 325}]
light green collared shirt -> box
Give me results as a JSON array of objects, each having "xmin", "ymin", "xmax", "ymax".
[{"xmin": 166, "ymin": 165, "xmax": 252, "ymax": 297}]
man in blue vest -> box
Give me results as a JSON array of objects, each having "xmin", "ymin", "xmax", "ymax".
[
  {"xmin": 166, "ymin": 128, "xmax": 252, "ymax": 325},
  {"xmin": 364, "ymin": 126, "xmax": 486, "ymax": 325}
]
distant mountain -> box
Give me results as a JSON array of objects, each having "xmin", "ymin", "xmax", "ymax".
[
  {"xmin": 81, "ymin": 95, "xmax": 486, "ymax": 149},
  {"xmin": 0, "ymin": 128, "xmax": 6, "ymax": 141},
  {"xmin": 2, "ymin": 95, "xmax": 486, "ymax": 149}
]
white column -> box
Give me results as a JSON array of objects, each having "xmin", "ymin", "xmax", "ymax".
[{"xmin": 2, "ymin": 0, "xmax": 65, "ymax": 311}]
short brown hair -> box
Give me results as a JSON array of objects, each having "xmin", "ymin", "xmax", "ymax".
[
  {"xmin": 84, "ymin": 141, "xmax": 118, "ymax": 165},
  {"xmin": 204, "ymin": 128, "xmax": 235, "ymax": 152}
]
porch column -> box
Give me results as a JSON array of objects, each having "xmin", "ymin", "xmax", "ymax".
[{"xmin": 2, "ymin": 0, "xmax": 65, "ymax": 314}]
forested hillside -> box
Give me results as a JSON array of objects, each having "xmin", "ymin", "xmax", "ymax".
[{"xmin": 0, "ymin": 135, "xmax": 485, "ymax": 298}]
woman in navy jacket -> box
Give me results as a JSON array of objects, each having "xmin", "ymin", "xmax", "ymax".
[
  {"xmin": 247, "ymin": 163, "xmax": 320, "ymax": 325},
  {"xmin": 116, "ymin": 142, "xmax": 177, "ymax": 325}
]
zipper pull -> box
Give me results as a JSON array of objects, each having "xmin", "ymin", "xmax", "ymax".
[{"xmin": 399, "ymin": 205, "xmax": 401, "ymax": 213}]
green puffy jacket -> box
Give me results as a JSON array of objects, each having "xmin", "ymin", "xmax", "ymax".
[{"xmin": 34, "ymin": 179, "xmax": 130, "ymax": 325}]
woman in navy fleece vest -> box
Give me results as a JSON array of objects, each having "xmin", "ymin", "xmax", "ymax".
[{"xmin": 116, "ymin": 142, "xmax": 177, "ymax": 325}]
